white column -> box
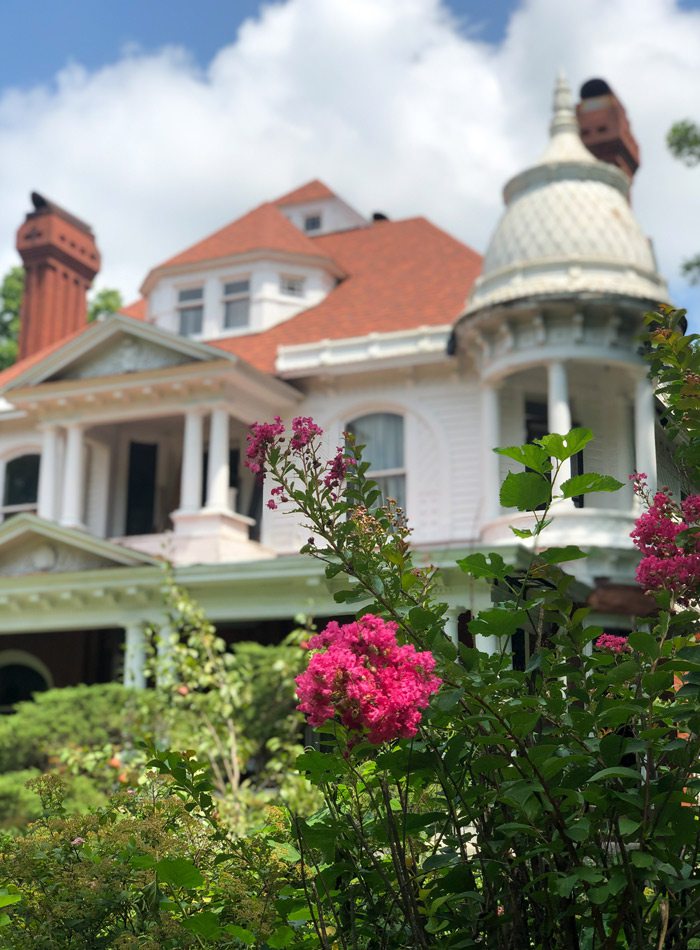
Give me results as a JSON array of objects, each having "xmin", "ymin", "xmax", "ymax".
[
  {"xmin": 60, "ymin": 424, "xmax": 85, "ymax": 529},
  {"xmin": 634, "ymin": 376, "xmax": 657, "ymax": 493},
  {"xmin": 124, "ymin": 623, "xmax": 146, "ymax": 689},
  {"xmin": 547, "ymin": 361, "xmax": 573, "ymax": 500},
  {"xmin": 37, "ymin": 425, "xmax": 59, "ymax": 520},
  {"xmin": 205, "ymin": 407, "xmax": 230, "ymax": 511},
  {"xmin": 179, "ymin": 409, "xmax": 204, "ymax": 513},
  {"xmin": 444, "ymin": 608, "xmax": 460, "ymax": 646},
  {"xmin": 481, "ymin": 382, "xmax": 501, "ymax": 524}
]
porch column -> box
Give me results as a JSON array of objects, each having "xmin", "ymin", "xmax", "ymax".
[
  {"xmin": 179, "ymin": 409, "xmax": 204, "ymax": 513},
  {"xmin": 124, "ymin": 623, "xmax": 146, "ymax": 689},
  {"xmin": 634, "ymin": 375, "xmax": 657, "ymax": 492},
  {"xmin": 205, "ymin": 407, "xmax": 230, "ymax": 512},
  {"xmin": 444, "ymin": 608, "xmax": 460, "ymax": 646},
  {"xmin": 547, "ymin": 361, "xmax": 573, "ymax": 501},
  {"xmin": 37, "ymin": 424, "xmax": 59, "ymax": 520},
  {"xmin": 481, "ymin": 382, "xmax": 501, "ymax": 524},
  {"xmin": 60, "ymin": 423, "xmax": 85, "ymax": 529}
]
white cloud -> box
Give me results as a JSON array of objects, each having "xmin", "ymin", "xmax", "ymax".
[{"xmin": 0, "ymin": 0, "xmax": 699, "ymax": 325}]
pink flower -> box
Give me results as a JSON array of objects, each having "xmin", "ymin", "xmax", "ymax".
[
  {"xmin": 596, "ymin": 633, "xmax": 630, "ymax": 654},
  {"xmin": 631, "ymin": 488, "xmax": 700, "ymax": 603},
  {"xmin": 324, "ymin": 446, "xmax": 356, "ymax": 490},
  {"xmin": 682, "ymin": 495, "xmax": 700, "ymax": 523},
  {"xmin": 295, "ymin": 614, "xmax": 441, "ymax": 745},
  {"xmin": 245, "ymin": 417, "xmax": 285, "ymax": 478},
  {"xmin": 267, "ymin": 499, "xmax": 277, "ymax": 510},
  {"xmin": 71, "ymin": 837, "xmax": 85, "ymax": 846},
  {"xmin": 290, "ymin": 416, "xmax": 323, "ymax": 451}
]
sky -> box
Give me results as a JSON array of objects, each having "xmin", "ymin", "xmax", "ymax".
[{"xmin": 0, "ymin": 0, "xmax": 699, "ymax": 326}]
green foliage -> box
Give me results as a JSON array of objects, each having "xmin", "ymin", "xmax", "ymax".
[
  {"xmin": 0, "ymin": 266, "xmax": 23, "ymax": 370},
  {"xmin": 87, "ymin": 287, "xmax": 123, "ymax": 323},
  {"xmin": 667, "ymin": 120, "xmax": 700, "ymax": 282},
  {"xmin": 0, "ymin": 772, "xmax": 309, "ymax": 948}
]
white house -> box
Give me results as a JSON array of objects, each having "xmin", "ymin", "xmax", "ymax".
[{"xmin": 0, "ymin": 76, "xmax": 675, "ymax": 705}]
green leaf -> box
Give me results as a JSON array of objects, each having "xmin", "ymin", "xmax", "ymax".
[
  {"xmin": 538, "ymin": 428, "xmax": 593, "ymax": 460},
  {"xmin": 495, "ymin": 443, "xmax": 551, "ymax": 474},
  {"xmin": 628, "ymin": 631, "xmax": 660, "ymax": 659},
  {"xmin": 267, "ymin": 926, "xmax": 296, "ymax": 948},
  {"xmin": 537, "ymin": 545, "xmax": 587, "ymax": 564},
  {"xmin": 619, "ymin": 817, "xmax": 641, "ymax": 836},
  {"xmin": 588, "ymin": 767, "xmax": 640, "ymax": 783},
  {"xmin": 182, "ymin": 911, "xmax": 221, "ymax": 939},
  {"xmin": 560, "ymin": 473, "xmax": 624, "ymax": 498},
  {"xmin": 499, "ymin": 471, "xmax": 551, "ymax": 511},
  {"xmin": 224, "ymin": 924, "xmax": 256, "ymax": 944},
  {"xmin": 155, "ymin": 858, "xmax": 204, "ymax": 890},
  {"xmin": 0, "ymin": 895, "xmax": 21, "ymax": 909},
  {"xmin": 269, "ymin": 841, "xmax": 301, "ymax": 864},
  {"xmin": 456, "ymin": 552, "xmax": 510, "ymax": 582},
  {"xmin": 469, "ymin": 607, "xmax": 528, "ymax": 638},
  {"xmin": 408, "ymin": 606, "xmax": 439, "ymax": 631}
]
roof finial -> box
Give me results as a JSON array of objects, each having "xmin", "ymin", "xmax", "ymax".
[{"xmin": 550, "ymin": 70, "xmax": 578, "ymax": 138}]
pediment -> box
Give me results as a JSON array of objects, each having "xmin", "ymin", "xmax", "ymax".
[
  {"xmin": 4, "ymin": 314, "xmax": 232, "ymax": 391},
  {"xmin": 54, "ymin": 332, "xmax": 193, "ymax": 381},
  {"xmin": 0, "ymin": 515, "xmax": 159, "ymax": 577}
]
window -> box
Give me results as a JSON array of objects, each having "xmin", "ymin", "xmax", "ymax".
[
  {"xmin": 279, "ymin": 275, "xmax": 305, "ymax": 297},
  {"xmin": 178, "ymin": 287, "xmax": 203, "ymax": 336},
  {"xmin": 1, "ymin": 454, "xmax": 40, "ymax": 519},
  {"xmin": 525, "ymin": 400, "xmax": 584, "ymax": 508},
  {"xmin": 304, "ymin": 214, "xmax": 322, "ymax": 233},
  {"xmin": 223, "ymin": 279, "xmax": 250, "ymax": 330},
  {"xmin": 347, "ymin": 413, "xmax": 405, "ymax": 510}
]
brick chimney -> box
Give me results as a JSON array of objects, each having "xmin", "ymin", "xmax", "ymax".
[
  {"xmin": 16, "ymin": 192, "xmax": 100, "ymax": 360},
  {"xmin": 576, "ymin": 78, "xmax": 640, "ymax": 181}
]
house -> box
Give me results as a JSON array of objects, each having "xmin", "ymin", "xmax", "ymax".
[{"xmin": 0, "ymin": 76, "xmax": 674, "ymax": 705}]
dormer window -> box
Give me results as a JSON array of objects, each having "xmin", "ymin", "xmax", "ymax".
[
  {"xmin": 178, "ymin": 287, "xmax": 204, "ymax": 336},
  {"xmin": 223, "ymin": 279, "xmax": 250, "ymax": 329},
  {"xmin": 280, "ymin": 275, "xmax": 305, "ymax": 298},
  {"xmin": 304, "ymin": 214, "xmax": 322, "ymax": 233}
]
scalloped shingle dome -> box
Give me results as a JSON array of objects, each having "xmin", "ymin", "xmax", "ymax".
[{"xmin": 466, "ymin": 75, "xmax": 668, "ymax": 313}]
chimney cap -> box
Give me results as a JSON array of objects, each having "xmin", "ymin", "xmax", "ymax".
[
  {"xmin": 28, "ymin": 191, "xmax": 95, "ymax": 237},
  {"xmin": 580, "ymin": 78, "xmax": 613, "ymax": 99}
]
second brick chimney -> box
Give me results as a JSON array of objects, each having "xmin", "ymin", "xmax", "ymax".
[
  {"xmin": 16, "ymin": 193, "xmax": 100, "ymax": 360},
  {"xmin": 576, "ymin": 78, "xmax": 640, "ymax": 181}
]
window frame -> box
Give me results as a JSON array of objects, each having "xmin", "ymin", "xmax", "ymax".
[
  {"xmin": 0, "ymin": 451, "xmax": 41, "ymax": 521},
  {"xmin": 279, "ymin": 274, "xmax": 306, "ymax": 298},
  {"xmin": 177, "ymin": 285, "xmax": 204, "ymax": 337},
  {"xmin": 221, "ymin": 277, "xmax": 251, "ymax": 331},
  {"xmin": 346, "ymin": 412, "xmax": 406, "ymax": 511},
  {"xmin": 303, "ymin": 213, "xmax": 322, "ymax": 233}
]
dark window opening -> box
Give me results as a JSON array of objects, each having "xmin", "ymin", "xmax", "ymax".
[
  {"xmin": 3, "ymin": 454, "xmax": 40, "ymax": 515},
  {"xmin": 125, "ymin": 442, "xmax": 158, "ymax": 535},
  {"xmin": 0, "ymin": 663, "xmax": 49, "ymax": 711}
]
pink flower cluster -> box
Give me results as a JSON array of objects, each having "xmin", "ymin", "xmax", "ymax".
[
  {"xmin": 324, "ymin": 445, "xmax": 356, "ymax": 491},
  {"xmin": 630, "ymin": 488, "xmax": 700, "ymax": 603},
  {"xmin": 245, "ymin": 417, "xmax": 285, "ymax": 477},
  {"xmin": 595, "ymin": 633, "xmax": 630, "ymax": 654},
  {"xmin": 290, "ymin": 416, "xmax": 323, "ymax": 451},
  {"xmin": 295, "ymin": 614, "xmax": 442, "ymax": 745}
]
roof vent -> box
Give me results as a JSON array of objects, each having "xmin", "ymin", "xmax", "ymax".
[{"xmin": 372, "ymin": 212, "xmax": 389, "ymax": 222}]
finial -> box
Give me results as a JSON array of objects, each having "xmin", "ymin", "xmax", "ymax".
[{"xmin": 550, "ymin": 70, "xmax": 578, "ymax": 138}]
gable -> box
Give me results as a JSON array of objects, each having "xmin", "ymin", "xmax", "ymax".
[
  {"xmin": 0, "ymin": 514, "xmax": 159, "ymax": 578},
  {"xmin": 0, "ymin": 534, "xmax": 126, "ymax": 577},
  {"xmin": 54, "ymin": 332, "xmax": 193, "ymax": 381}
]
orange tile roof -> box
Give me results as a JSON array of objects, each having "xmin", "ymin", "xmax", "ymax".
[
  {"xmin": 273, "ymin": 179, "xmax": 336, "ymax": 207},
  {"xmin": 151, "ymin": 201, "xmax": 337, "ymax": 272},
  {"xmin": 0, "ymin": 322, "xmax": 93, "ymax": 390},
  {"xmin": 119, "ymin": 298, "xmax": 148, "ymax": 320},
  {"xmin": 209, "ymin": 217, "xmax": 482, "ymax": 373}
]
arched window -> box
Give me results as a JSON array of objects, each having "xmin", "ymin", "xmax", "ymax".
[
  {"xmin": 347, "ymin": 413, "xmax": 405, "ymax": 510},
  {"xmin": 1, "ymin": 454, "xmax": 40, "ymax": 519},
  {"xmin": 0, "ymin": 650, "xmax": 52, "ymax": 711}
]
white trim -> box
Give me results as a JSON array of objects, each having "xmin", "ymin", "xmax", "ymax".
[
  {"xmin": 0, "ymin": 649, "xmax": 54, "ymax": 688},
  {"xmin": 276, "ymin": 325, "xmax": 453, "ymax": 377}
]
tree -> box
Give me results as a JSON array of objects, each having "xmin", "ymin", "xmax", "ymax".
[
  {"xmin": 0, "ymin": 265, "xmax": 24, "ymax": 370},
  {"xmin": 87, "ymin": 287, "xmax": 123, "ymax": 323},
  {"xmin": 667, "ymin": 119, "xmax": 700, "ymax": 283}
]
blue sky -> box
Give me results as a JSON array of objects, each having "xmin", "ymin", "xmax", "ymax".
[
  {"xmin": 0, "ymin": 0, "xmax": 515, "ymax": 89},
  {"xmin": 0, "ymin": 0, "xmax": 698, "ymax": 327}
]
